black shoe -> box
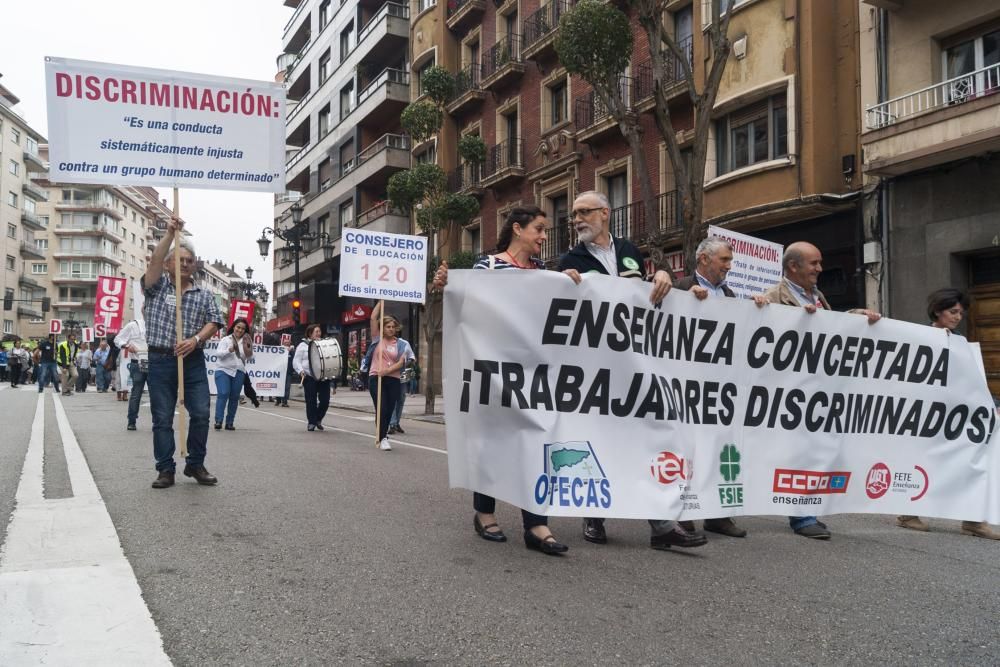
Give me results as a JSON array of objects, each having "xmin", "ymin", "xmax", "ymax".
[
  {"xmin": 394, "ymin": 424, "xmax": 405, "ymax": 434},
  {"xmin": 127, "ymin": 423, "xmax": 137, "ymax": 431},
  {"xmin": 151, "ymin": 471, "xmax": 175, "ymax": 489},
  {"xmin": 678, "ymin": 520, "xmax": 697, "ymax": 532},
  {"xmin": 183, "ymin": 465, "xmax": 218, "ymax": 485},
  {"xmin": 474, "ymin": 514, "xmax": 507, "ymax": 542},
  {"xmin": 251, "ymin": 397, "xmax": 260, "ymax": 408},
  {"xmin": 388, "ymin": 425, "xmax": 397, "ymax": 434},
  {"xmin": 582, "ymin": 518, "xmax": 608, "ymax": 544},
  {"xmin": 315, "ymin": 423, "xmax": 324, "ymax": 431},
  {"xmin": 224, "ymin": 424, "xmax": 235, "ymax": 431},
  {"xmin": 214, "ymin": 422, "xmax": 222, "ymax": 430},
  {"xmin": 307, "ymin": 423, "xmax": 316, "ymax": 431},
  {"xmin": 703, "ymin": 518, "xmax": 747, "ymax": 538},
  {"xmin": 524, "ymin": 530, "xmax": 568, "ymax": 555},
  {"xmin": 651, "ymin": 525, "xmax": 708, "ymax": 550},
  {"xmin": 794, "ymin": 522, "xmax": 831, "ymax": 539}
]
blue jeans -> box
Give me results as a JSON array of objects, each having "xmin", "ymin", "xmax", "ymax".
[
  {"xmin": 148, "ymin": 351, "xmax": 210, "ymax": 472},
  {"xmin": 95, "ymin": 365, "xmax": 111, "ymax": 391},
  {"xmin": 391, "ymin": 386, "xmax": 406, "ymax": 427},
  {"xmin": 789, "ymin": 516, "xmax": 819, "ymax": 531},
  {"xmin": 127, "ymin": 361, "xmax": 148, "ymax": 425},
  {"xmin": 37, "ymin": 361, "xmax": 59, "ymax": 392},
  {"xmin": 214, "ymin": 370, "xmax": 244, "ymax": 426}
]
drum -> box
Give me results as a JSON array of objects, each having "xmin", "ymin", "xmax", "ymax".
[{"xmin": 308, "ymin": 338, "xmax": 343, "ymax": 381}]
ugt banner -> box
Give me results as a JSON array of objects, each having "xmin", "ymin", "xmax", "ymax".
[
  {"xmin": 203, "ymin": 341, "xmax": 288, "ymax": 397},
  {"xmin": 443, "ymin": 271, "xmax": 999, "ymax": 523},
  {"xmin": 94, "ymin": 275, "xmax": 127, "ymax": 333},
  {"xmin": 44, "ymin": 57, "xmax": 286, "ymax": 192}
]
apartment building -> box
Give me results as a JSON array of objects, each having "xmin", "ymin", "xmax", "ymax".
[
  {"xmin": 273, "ymin": 0, "xmax": 413, "ymax": 356},
  {"xmin": 859, "ymin": 0, "xmax": 1000, "ymax": 393},
  {"xmin": 0, "ymin": 79, "xmax": 47, "ymax": 340}
]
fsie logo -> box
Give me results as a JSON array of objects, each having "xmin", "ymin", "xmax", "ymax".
[
  {"xmin": 773, "ymin": 469, "xmax": 851, "ymax": 495},
  {"xmin": 534, "ymin": 441, "xmax": 611, "ymax": 509},
  {"xmin": 651, "ymin": 451, "xmax": 690, "ymax": 485},
  {"xmin": 718, "ymin": 443, "xmax": 743, "ymax": 508}
]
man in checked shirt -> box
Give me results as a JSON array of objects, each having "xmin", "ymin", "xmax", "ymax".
[{"xmin": 143, "ymin": 217, "xmax": 224, "ymax": 489}]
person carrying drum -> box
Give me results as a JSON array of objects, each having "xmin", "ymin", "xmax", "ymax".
[{"xmin": 292, "ymin": 323, "xmax": 334, "ymax": 431}]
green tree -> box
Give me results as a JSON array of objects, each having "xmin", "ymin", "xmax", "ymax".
[{"xmin": 556, "ymin": 0, "xmax": 734, "ymax": 274}]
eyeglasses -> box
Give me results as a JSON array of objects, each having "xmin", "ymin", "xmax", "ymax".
[{"xmin": 571, "ymin": 207, "xmax": 605, "ymax": 217}]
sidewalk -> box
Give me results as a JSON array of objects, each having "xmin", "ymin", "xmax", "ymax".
[{"xmin": 278, "ymin": 386, "xmax": 445, "ymax": 424}]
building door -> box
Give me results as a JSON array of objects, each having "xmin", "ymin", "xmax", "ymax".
[{"xmin": 968, "ymin": 254, "xmax": 1000, "ymax": 396}]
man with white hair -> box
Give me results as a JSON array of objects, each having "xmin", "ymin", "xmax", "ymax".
[
  {"xmin": 142, "ymin": 218, "xmax": 223, "ymax": 489},
  {"xmin": 559, "ymin": 190, "xmax": 706, "ymax": 550}
]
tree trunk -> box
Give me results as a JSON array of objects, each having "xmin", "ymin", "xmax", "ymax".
[{"xmin": 422, "ymin": 292, "xmax": 442, "ymax": 415}]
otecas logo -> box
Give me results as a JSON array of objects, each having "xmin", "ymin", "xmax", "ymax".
[
  {"xmin": 651, "ymin": 451, "xmax": 690, "ymax": 485},
  {"xmin": 866, "ymin": 463, "xmax": 891, "ymax": 499}
]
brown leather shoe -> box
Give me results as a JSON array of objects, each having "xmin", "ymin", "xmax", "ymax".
[
  {"xmin": 961, "ymin": 521, "xmax": 1000, "ymax": 540},
  {"xmin": 183, "ymin": 465, "xmax": 218, "ymax": 485},
  {"xmin": 151, "ymin": 471, "xmax": 175, "ymax": 489},
  {"xmin": 897, "ymin": 515, "xmax": 929, "ymax": 532},
  {"xmin": 704, "ymin": 517, "xmax": 747, "ymax": 538},
  {"xmin": 651, "ymin": 524, "xmax": 707, "ymax": 549}
]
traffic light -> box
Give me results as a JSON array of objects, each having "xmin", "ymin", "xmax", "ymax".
[
  {"xmin": 41, "ymin": 297, "xmax": 50, "ymax": 313},
  {"xmin": 291, "ymin": 297, "xmax": 302, "ymax": 325},
  {"xmin": 3, "ymin": 294, "xmax": 11, "ymax": 311}
]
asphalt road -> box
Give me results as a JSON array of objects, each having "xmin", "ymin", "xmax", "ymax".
[{"xmin": 1, "ymin": 385, "xmax": 998, "ymax": 666}]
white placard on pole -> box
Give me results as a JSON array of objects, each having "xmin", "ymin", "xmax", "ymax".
[
  {"xmin": 339, "ymin": 230, "xmax": 428, "ymax": 304},
  {"xmin": 49, "ymin": 319, "xmax": 63, "ymax": 335},
  {"xmin": 707, "ymin": 225, "xmax": 784, "ymax": 298},
  {"xmin": 82, "ymin": 327, "xmax": 94, "ymax": 343}
]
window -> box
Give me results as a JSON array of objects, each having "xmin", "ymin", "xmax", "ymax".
[
  {"xmin": 35, "ymin": 239, "xmax": 48, "ymax": 251},
  {"xmin": 417, "ymin": 58, "xmax": 436, "ymax": 96},
  {"xmin": 5, "ymin": 255, "xmax": 15, "ymax": 271},
  {"xmin": 26, "ymin": 136, "xmax": 37, "ymax": 154},
  {"xmin": 415, "ymin": 143, "xmax": 437, "ymax": 165},
  {"xmin": 31, "ymin": 263, "xmax": 47, "ymax": 274},
  {"xmin": 6, "ymin": 224, "xmax": 15, "ymax": 239},
  {"xmin": 418, "ymin": 0, "xmax": 435, "ymax": 11},
  {"xmin": 317, "ymin": 213, "xmax": 329, "ymax": 239},
  {"xmin": 715, "ymin": 94, "xmax": 788, "ymax": 175},
  {"xmin": 38, "ymin": 215, "xmax": 48, "ymax": 228},
  {"xmin": 318, "ymin": 158, "xmax": 334, "ymax": 190},
  {"xmin": 318, "ymin": 104, "xmax": 331, "ymax": 137},
  {"xmin": 943, "ymin": 28, "xmax": 1000, "ymax": 101},
  {"xmin": 3, "ymin": 320, "xmax": 12, "ymax": 335},
  {"xmin": 340, "ymin": 23, "xmax": 354, "ymax": 61},
  {"xmin": 605, "ymin": 173, "xmax": 628, "ymax": 210},
  {"xmin": 319, "ymin": 0, "xmax": 331, "ymax": 29},
  {"xmin": 339, "ymin": 139, "xmax": 355, "ymax": 176},
  {"xmin": 340, "ymin": 82, "xmax": 355, "ymax": 120},
  {"xmin": 463, "ymin": 221, "xmax": 481, "ymax": 254},
  {"xmin": 548, "ymin": 79, "xmax": 567, "ymax": 127},
  {"xmin": 24, "ymin": 198, "xmax": 35, "ymax": 215},
  {"xmin": 319, "ymin": 50, "xmax": 331, "ymax": 83},
  {"xmin": 10, "ymin": 127, "xmax": 20, "ymax": 145},
  {"xmin": 7, "ymin": 191, "xmax": 17, "ymax": 208},
  {"xmin": 8, "ymin": 160, "xmax": 18, "ymax": 176},
  {"xmin": 338, "ymin": 200, "xmax": 354, "ymax": 232}
]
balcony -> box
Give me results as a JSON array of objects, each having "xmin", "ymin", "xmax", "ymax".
[
  {"xmin": 446, "ymin": 64, "xmax": 486, "ymax": 115},
  {"xmin": 19, "ymin": 272, "xmax": 42, "ymax": 289},
  {"xmin": 539, "ymin": 216, "xmax": 574, "ymax": 264},
  {"xmin": 54, "ymin": 198, "xmax": 124, "ymax": 220},
  {"xmin": 23, "ymin": 150, "xmax": 45, "ymax": 172},
  {"xmin": 607, "ymin": 191, "xmax": 681, "ymax": 244},
  {"xmin": 19, "ymin": 241, "xmax": 46, "ymax": 260},
  {"xmin": 21, "ymin": 210, "xmax": 46, "ymax": 231},
  {"xmin": 481, "ymin": 35, "xmax": 525, "ymax": 90},
  {"xmin": 354, "ymin": 201, "xmax": 409, "ymax": 233},
  {"xmin": 863, "ymin": 63, "xmax": 1000, "ymax": 176},
  {"xmin": 357, "ymin": 2, "xmax": 409, "ymax": 68},
  {"xmin": 481, "ymin": 138, "xmax": 525, "ymax": 187},
  {"xmin": 446, "ymin": 0, "xmax": 486, "ymax": 32},
  {"xmin": 22, "ymin": 181, "xmax": 48, "ymax": 201},
  {"xmin": 53, "ymin": 274, "xmax": 100, "ymax": 284},
  {"xmin": 522, "ymin": 1, "xmax": 572, "ymax": 61},
  {"xmin": 52, "ymin": 247, "xmax": 123, "ymax": 265},
  {"xmin": 633, "ymin": 37, "xmax": 693, "ymax": 106},
  {"xmin": 446, "ymin": 162, "xmax": 484, "ymax": 196},
  {"xmin": 17, "ymin": 304, "xmax": 43, "ymax": 320},
  {"xmin": 354, "ymin": 67, "xmax": 410, "ymax": 128},
  {"xmin": 53, "ymin": 219, "xmax": 125, "ymax": 242},
  {"xmin": 574, "ymin": 76, "xmax": 634, "ymax": 142}
]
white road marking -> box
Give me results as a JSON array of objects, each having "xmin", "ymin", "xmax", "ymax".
[{"xmin": 0, "ymin": 394, "xmax": 171, "ymax": 665}]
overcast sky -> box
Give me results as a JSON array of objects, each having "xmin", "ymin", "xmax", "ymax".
[{"xmin": 0, "ymin": 0, "xmax": 293, "ymax": 304}]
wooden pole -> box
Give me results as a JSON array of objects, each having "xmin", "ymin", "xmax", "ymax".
[
  {"xmin": 375, "ymin": 299, "xmax": 384, "ymax": 448},
  {"xmin": 173, "ymin": 188, "xmax": 187, "ymax": 458}
]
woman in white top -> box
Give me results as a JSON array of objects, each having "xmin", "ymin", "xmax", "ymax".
[
  {"xmin": 74, "ymin": 343, "xmax": 93, "ymax": 392},
  {"xmin": 293, "ymin": 323, "xmax": 332, "ymax": 432},
  {"xmin": 214, "ymin": 318, "xmax": 254, "ymax": 431}
]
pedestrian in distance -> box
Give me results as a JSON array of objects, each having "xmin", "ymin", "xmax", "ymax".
[
  {"xmin": 115, "ymin": 317, "xmax": 149, "ymax": 431},
  {"xmin": 214, "ymin": 317, "xmax": 254, "ymax": 431},
  {"xmin": 672, "ymin": 236, "xmax": 749, "ymax": 540},
  {"xmin": 0, "ymin": 346, "xmax": 7, "ymax": 383},
  {"xmin": 75, "ymin": 342, "xmax": 93, "ymax": 392},
  {"xmin": 92, "ymin": 339, "xmax": 111, "ymax": 392},
  {"xmin": 36, "ymin": 334, "xmax": 60, "ymax": 394},
  {"xmin": 293, "ymin": 323, "xmax": 333, "ymax": 431},
  {"xmin": 433, "ymin": 205, "xmax": 582, "ymax": 556},
  {"xmin": 143, "ymin": 217, "xmax": 224, "ymax": 489},
  {"xmin": 389, "ymin": 358, "xmax": 415, "ymax": 435},
  {"xmin": 107, "ymin": 337, "xmax": 128, "ymax": 401},
  {"xmin": 754, "ymin": 241, "xmax": 881, "ymax": 539},
  {"xmin": 367, "ymin": 302, "xmax": 414, "ymax": 444},
  {"xmin": 57, "ymin": 332, "xmax": 79, "ymax": 396},
  {"xmin": 9, "ymin": 340, "xmax": 28, "ymax": 388},
  {"xmin": 276, "ymin": 339, "xmax": 294, "ymax": 407},
  {"xmin": 558, "ymin": 191, "xmax": 707, "ymax": 551},
  {"xmin": 896, "ymin": 288, "xmax": 1000, "ymax": 540}
]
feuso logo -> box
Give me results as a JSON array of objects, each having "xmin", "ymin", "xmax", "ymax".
[{"xmin": 651, "ymin": 451, "xmax": 690, "ymax": 485}]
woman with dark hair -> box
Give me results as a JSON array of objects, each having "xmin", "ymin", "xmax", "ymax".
[
  {"xmin": 897, "ymin": 288, "xmax": 999, "ymax": 539},
  {"xmin": 214, "ymin": 318, "xmax": 254, "ymax": 431},
  {"xmin": 433, "ymin": 205, "xmax": 582, "ymax": 556},
  {"xmin": 292, "ymin": 323, "xmax": 332, "ymax": 431}
]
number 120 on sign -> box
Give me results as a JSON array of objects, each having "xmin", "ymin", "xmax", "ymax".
[{"xmin": 361, "ymin": 264, "xmax": 408, "ymax": 283}]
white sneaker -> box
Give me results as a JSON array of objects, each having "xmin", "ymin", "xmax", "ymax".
[{"xmin": 379, "ymin": 438, "xmax": 392, "ymax": 451}]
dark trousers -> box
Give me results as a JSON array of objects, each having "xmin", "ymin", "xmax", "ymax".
[
  {"xmin": 474, "ymin": 493, "xmax": 548, "ymax": 530},
  {"xmin": 9, "ymin": 362, "xmax": 20, "ymax": 387},
  {"xmin": 148, "ymin": 351, "xmax": 210, "ymax": 472},
  {"xmin": 127, "ymin": 361, "xmax": 148, "ymax": 425},
  {"xmin": 303, "ymin": 376, "xmax": 331, "ymax": 425},
  {"xmin": 242, "ymin": 374, "xmax": 258, "ymax": 404},
  {"xmin": 368, "ymin": 375, "xmax": 400, "ymax": 441}
]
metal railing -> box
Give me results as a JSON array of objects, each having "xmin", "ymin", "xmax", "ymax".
[
  {"xmin": 605, "ymin": 191, "xmax": 681, "ymax": 242},
  {"xmin": 356, "ymin": 132, "xmax": 409, "ymax": 164},
  {"xmin": 866, "ymin": 62, "xmax": 1000, "ymax": 130},
  {"xmin": 20, "ymin": 241, "xmax": 46, "ymax": 259},
  {"xmin": 358, "ymin": 2, "xmax": 409, "ymax": 44},
  {"xmin": 447, "ymin": 0, "xmax": 480, "ymax": 18},
  {"xmin": 483, "ymin": 138, "xmax": 523, "ymax": 179},
  {"xmin": 482, "ymin": 35, "xmax": 522, "ymax": 81},
  {"xmin": 358, "ymin": 68, "xmax": 409, "ymax": 107},
  {"xmin": 574, "ymin": 76, "xmax": 633, "ymax": 130},
  {"xmin": 356, "ymin": 201, "xmax": 403, "ymax": 228},
  {"xmin": 450, "ymin": 63, "xmax": 483, "ymax": 101},
  {"xmin": 446, "ymin": 162, "xmax": 484, "ymax": 191},
  {"xmin": 283, "ymin": 0, "xmax": 309, "ymax": 36},
  {"xmin": 540, "ymin": 216, "xmax": 574, "ymax": 262},
  {"xmin": 523, "ymin": 1, "xmax": 571, "ymax": 52}
]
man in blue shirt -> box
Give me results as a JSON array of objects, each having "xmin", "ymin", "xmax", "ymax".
[{"xmin": 36, "ymin": 335, "xmax": 60, "ymax": 394}]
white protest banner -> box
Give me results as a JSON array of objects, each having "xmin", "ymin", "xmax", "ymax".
[
  {"xmin": 44, "ymin": 57, "xmax": 285, "ymax": 193},
  {"xmin": 339, "ymin": 229, "xmax": 427, "ymax": 303},
  {"xmin": 204, "ymin": 341, "xmax": 288, "ymax": 397},
  {"xmin": 707, "ymin": 225, "xmax": 783, "ymax": 298},
  {"xmin": 444, "ymin": 271, "xmax": 1000, "ymax": 523},
  {"xmin": 82, "ymin": 327, "xmax": 94, "ymax": 343}
]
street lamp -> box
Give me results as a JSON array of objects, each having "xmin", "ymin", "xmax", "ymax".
[{"xmin": 244, "ymin": 266, "xmax": 254, "ymax": 281}]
